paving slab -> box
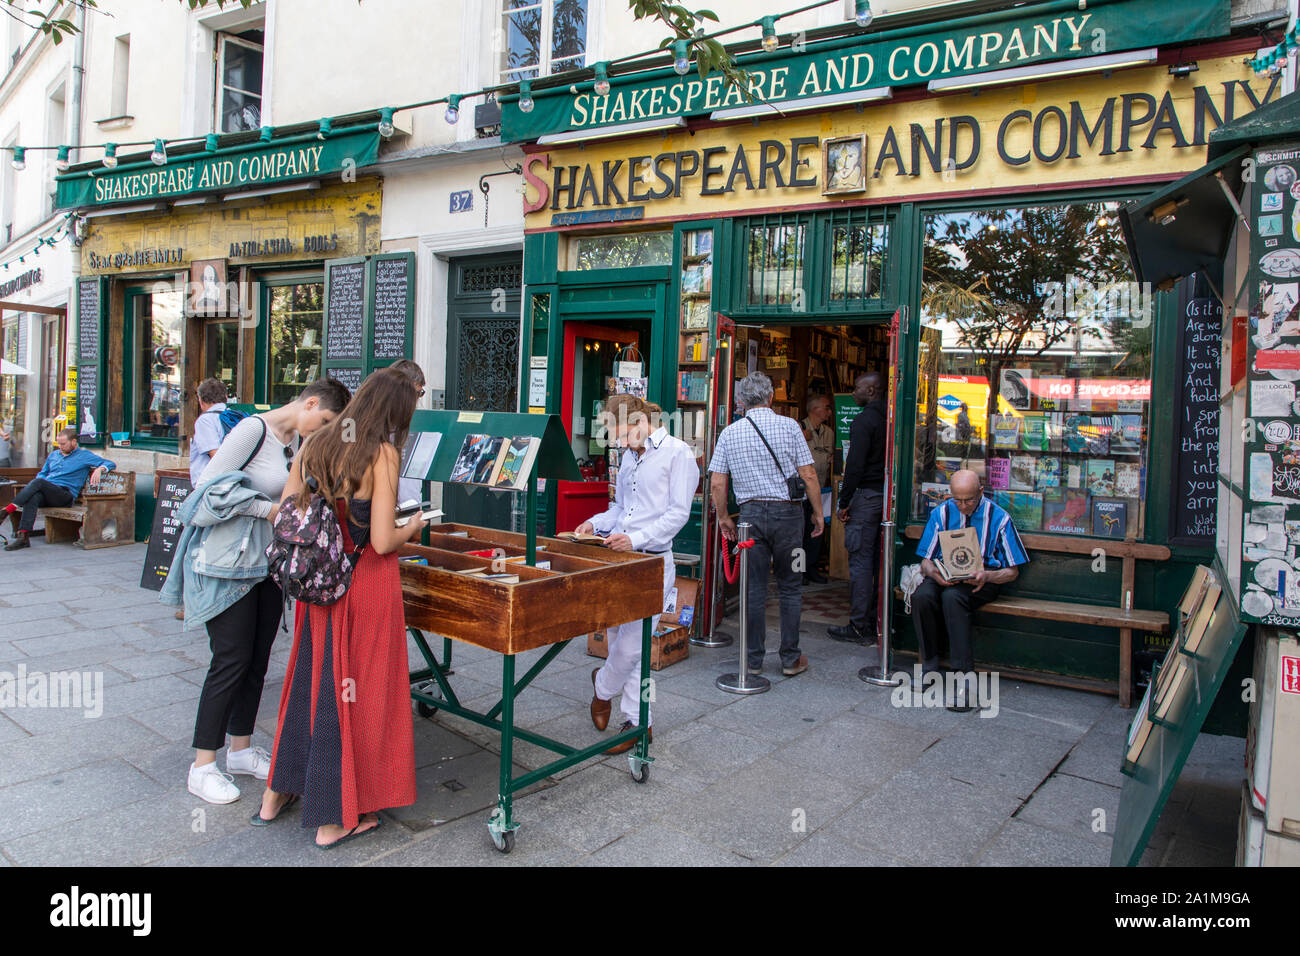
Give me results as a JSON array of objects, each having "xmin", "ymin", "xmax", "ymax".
[
  {"xmin": 1015, "ymin": 772, "xmax": 1121, "ymax": 843},
  {"xmin": 0, "ymin": 715, "xmax": 168, "ymax": 788},
  {"xmin": 583, "ymin": 821, "xmax": 752, "ymax": 866},
  {"xmin": 975, "ymin": 819, "xmax": 1111, "ymax": 866},
  {"xmin": 0, "ymin": 758, "xmax": 165, "ymax": 843},
  {"xmin": 907, "ymin": 723, "xmax": 1072, "ymax": 800},
  {"xmin": 367, "ymin": 811, "xmax": 583, "ymax": 867},
  {"xmin": 771, "ymin": 711, "xmax": 938, "ymax": 788},
  {"xmin": 773, "ymin": 830, "xmax": 908, "ymax": 867}
]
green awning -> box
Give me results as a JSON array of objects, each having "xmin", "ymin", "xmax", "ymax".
[
  {"xmin": 1118, "ymin": 144, "xmax": 1249, "ymax": 291},
  {"xmin": 1208, "ymin": 89, "xmax": 1300, "ymax": 161},
  {"xmin": 55, "ymin": 114, "xmax": 382, "ymax": 211}
]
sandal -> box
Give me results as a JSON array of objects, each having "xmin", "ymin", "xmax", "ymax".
[
  {"xmin": 249, "ymin": 793, "xmax": 299, "ymax": 827},
  {"xmin": 316, "ymin": 814, "xmax": 383, "ymax": 850}
]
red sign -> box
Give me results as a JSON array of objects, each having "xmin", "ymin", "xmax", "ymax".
[
  {"xmin": 1282, "ymin": 655, "xmax": 1300, "ymax": 695},
  {"xmin": 1030, "ymin": 377, "xmax": 1152, "ymax": 401},
  {"xmin": 1255, "ymin": 349, "xmax": 1300, "ymax": 371}
]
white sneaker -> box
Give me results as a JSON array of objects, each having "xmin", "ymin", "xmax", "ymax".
[
  {"xmin": 226, "ymin": 745, "xmax": 272, "ymax": 780},
  {"xmin": 188, "ymin": 762, "xmax": 241, "ymax": 804}
]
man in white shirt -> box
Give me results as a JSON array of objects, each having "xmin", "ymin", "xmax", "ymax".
[
  {"xmin": 575, "ymin": 393, "xmax": 698, "ymax": 751},
  {"xmin": 190, "ymin": 378, "xmax": 230, "ymax": 485}
]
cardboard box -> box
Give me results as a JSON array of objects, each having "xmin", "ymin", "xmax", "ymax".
[{"xmin": 586, "ymin": 575, "xmax": 697, "ymax": 671}]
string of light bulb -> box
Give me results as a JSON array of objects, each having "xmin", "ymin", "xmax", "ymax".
[
  {"xmin": 0, "ymin": 0, "xmax": 873, "ymax": 163},
  {"xmin": 1247, "ymin": 22, "xmax": 1299, "ymax": 76}
]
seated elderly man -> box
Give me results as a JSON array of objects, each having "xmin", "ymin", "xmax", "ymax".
[{"xmin": 911, "ymin": 469, "xmax": 1030, "ymax": 711}]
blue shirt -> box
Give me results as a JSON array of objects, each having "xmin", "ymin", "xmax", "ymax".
[
  {"xmin": 917, "ymin": 496, "xmax": 1030, "ymax": 571},
  {"xmin": 35, "ymin": 447, "xmax": 116, "ymax": 495}
]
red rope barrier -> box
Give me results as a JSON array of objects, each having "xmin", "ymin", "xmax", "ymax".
[{"xmin": 720, "ymin": 530, "xmax": 754, "ymax": 584}]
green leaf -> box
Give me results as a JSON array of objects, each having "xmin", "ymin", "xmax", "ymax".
[{"xmin": 696, "ymin": 8, "xmax": 718, "ymax": 20}]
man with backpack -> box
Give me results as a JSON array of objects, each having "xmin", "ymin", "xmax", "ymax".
[{"xmin": 190, "ymin": 378, "xmax": 245, "ymax": 486}]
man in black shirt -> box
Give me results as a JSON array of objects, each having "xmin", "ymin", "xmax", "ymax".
[{"xmin": 828, "ymin": 372, "xmax": 886, "ymax": 646}]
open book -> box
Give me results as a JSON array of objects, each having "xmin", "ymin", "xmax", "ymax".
[{"xmin": 556, "ymin": 531, "xmax": 610, "ymax": 546}]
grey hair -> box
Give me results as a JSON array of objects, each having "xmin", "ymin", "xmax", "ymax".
[
  {"xmin": 737, "ymin": 372, "xmax": 774, "ymax": 408},
  {"xmin": 806, "ymin": 393, "xmax": 830, "ymax": 412}
]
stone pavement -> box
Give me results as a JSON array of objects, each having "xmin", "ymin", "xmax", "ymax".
[{"xmin": 0, "ymin": 538, "xmax": 1243, "ymax": 866}]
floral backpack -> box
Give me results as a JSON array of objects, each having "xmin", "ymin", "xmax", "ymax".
[{"xmin": 266, "ymin": 475, "xmax": 360, "ymax": 606}]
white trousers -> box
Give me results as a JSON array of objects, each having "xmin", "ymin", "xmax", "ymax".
[{"xmin": 594, "ymin": 551, "xmax": 675, "ymax": 727}]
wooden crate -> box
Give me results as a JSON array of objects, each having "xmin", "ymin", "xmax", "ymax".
[
  {"xmin": 586, "ymin": 575, "xmax": 697, "ymax": 671},
  {"xmin": 399, "ymin": 523, "xmax": 665, "ymax": 656}
]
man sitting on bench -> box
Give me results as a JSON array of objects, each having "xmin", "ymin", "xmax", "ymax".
[
  {"xmin": 912, "ymin": 469, "xmax": 1030, "ymax": 711},
  {"xmin": 3, "ymin": 427, "xmax": 116, "ymax": 552}
]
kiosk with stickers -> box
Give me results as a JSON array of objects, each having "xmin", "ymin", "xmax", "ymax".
[{"xmin": 397, "ymin": 409, "xmax": 664, "ymax": 853}]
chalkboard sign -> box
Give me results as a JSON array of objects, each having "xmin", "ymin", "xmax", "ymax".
[
  {"xmin": 324, "ymin": 260, "xmax": 365, "ymax": 360},
  {"xmin": 371, "ymin": 255, "xmax": 411, "ymax": 360},
  {"xmin": 139, "ymin": 475, "xmax": 192, "ymax": 591},
  {"xmin": 1170, "ymin": 289, "xmax": 1222, "ymax": 544},
  {"xmin": 332, "ymin": 366, "xmax": 363, "ymax": 392},
  {"xmin": 77, "ymin": 364, "xmax": 99, "ymax": 437},
  {"xmin": 78, "ymin": 278, "xmax": 100, "ymax": 364}
]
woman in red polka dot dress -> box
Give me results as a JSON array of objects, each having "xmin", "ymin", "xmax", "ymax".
[{"xmin": 252, "ymin": 369, "xmax": 423, "ymax": 848}]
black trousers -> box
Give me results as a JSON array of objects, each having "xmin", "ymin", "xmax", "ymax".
[
  {"xmin": 192, "ymin": 578, "xmax": 284, "ymax": 751},
  {"xmin": 801, "ymin": 496, "xmax": 824, "ymax": 571},
  {"xmin": 13, "ymin": 478, "xmax": 74, "ymax": 533},
  {"xmin": 910, "ymin": 577, "xmax": 1001, "ymax": 673}
]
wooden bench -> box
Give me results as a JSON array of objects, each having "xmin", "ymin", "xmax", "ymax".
[
  {"xmin": 901, "ymin": 526, "xmax": 1171, "ymax": 707},
  {"xmin": 4, "ymin": 468, "xmax": 135, "ymax": 548},
  {"xmin": 0, "ymin": 467, "xmax": 39, "ymax": 540}
]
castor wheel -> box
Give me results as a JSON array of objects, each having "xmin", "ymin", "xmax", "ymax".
[
  {"xmin": 416, "ymin": 700, "xmax": 437, "ymax": 718},
  {"xmin": 490, "ymin": 829, "xmax": 515, "ymax": 853},
  {"xmin": 630, "ymin": 762, "xmax": 650, "ymax": 784}
]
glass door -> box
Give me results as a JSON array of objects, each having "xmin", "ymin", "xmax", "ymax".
[
  {"xmin": 127, "ymin": 289, "xmax": 185, "ymax": 440},
  {"xmin": 203, "ymin": 320, "xmax": 240, "ymax": 402},
  {"xmin": 260, "ymin": 277, "xmax": 324, "ymax": 406}
]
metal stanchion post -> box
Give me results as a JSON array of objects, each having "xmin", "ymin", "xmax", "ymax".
[
  {"xmin": 693, "ymin": 517, "xmax": 733, "ymax": 647},
  {"xmin": 859, "ymin": 520, "xmax": 902, "ymax": 688},
  {"xmin": 716, "ymin": 521, "xmax": 770, "ymax": 695}
]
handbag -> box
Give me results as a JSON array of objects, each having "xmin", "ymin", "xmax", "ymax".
[{"xmin": 745, "ymin": 416, "xmax": 807, "ymax": 501}]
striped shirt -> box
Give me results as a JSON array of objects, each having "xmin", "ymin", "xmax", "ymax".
[
  {"xmin": 708, "ymin": 407, "xmax": 813, "ymax": 503},
  {"xmin": 917, "ymin": 496, "xmax": 1030, "ymax": 571}
]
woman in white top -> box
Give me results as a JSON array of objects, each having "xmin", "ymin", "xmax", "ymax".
[{"xmin": 187, "ymin": 378, "xmax": 352, "ymax": 806}]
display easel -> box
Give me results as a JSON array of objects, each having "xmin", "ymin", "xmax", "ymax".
[{"xmin": 400, "ymin": 409, "xmax": 663, "ymax": 853}]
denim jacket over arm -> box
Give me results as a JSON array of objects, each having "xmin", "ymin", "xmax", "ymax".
[{"xmin": 159, "ymin": 470, "xmax": 275, "ymax": 627}]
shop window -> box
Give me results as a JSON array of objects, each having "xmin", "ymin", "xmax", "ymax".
[
  {"xmin": 204, "ymin": 320, "xmax": 240, "ymax": 402},
  {"xmin": 745, "ymin": 216, "xmax": 807, "ymax": 307},
  {"xmin": 131, "ymin": 291, "xmax": 185, "ymax": 440},
  {"xmin": 827, "ymin": 207, "xmax": 889, "ymax": 305},
  {"xmin": 1, "ymin": 316, "xmax": 22, "ymax": 458},
  {"xmin": 215, "ymin": 29, "xmax": 264, "ymax": 133},
  {"xmin": 571, "ymin": 232, "xmax": 672, "ymax": 270},
  {"xmin": 267, "ymin": 282, "xmax": 324, "ymax": 406},
  {"xmin": 110, "ymin": 34, "xmax": 129, "ymax": 118},
  {"xmin": 500, "ymin": 0, "xmax": 588, "ymax": 82},
  {"xmin": 913, "ymin": 201, "xmax": 1151, "ymax": 539}
]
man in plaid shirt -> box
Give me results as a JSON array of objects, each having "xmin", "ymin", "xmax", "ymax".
[{"xmin": 709, "ymin": 373, "xmax": 823, "ymax": 677}]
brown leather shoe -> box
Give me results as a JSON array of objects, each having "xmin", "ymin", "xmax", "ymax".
[
  {"xmin": 782, "ymin": 654, "xmax": 810, "ymax": 676},
  {"xmin": 605, "ymin": 720, "xmax": 651, "ymax": 755},
  {"xmin": 590, "ymin": 667, "xmax": 611, "ymax": 731}
]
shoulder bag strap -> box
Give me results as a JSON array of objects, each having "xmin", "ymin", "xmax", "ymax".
[
  {"xmin": 745, "ymin": 415, "xmax": 790, "ymax": 478},
  {"xmin": 239, "ymin": 417, "xmax": 268, "ymax": 473}
]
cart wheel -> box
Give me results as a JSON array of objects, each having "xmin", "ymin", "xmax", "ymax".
[
  {"xmin": 416, "ymin": 701, "xmax": 438, "ymax": 718},
  {"xmin": 630, "ymin": 762, "xmax": 650, "ymax": 784},
  {"xmin": 491, "ymin": 829, "xmax": 515, "ymax": 854}
]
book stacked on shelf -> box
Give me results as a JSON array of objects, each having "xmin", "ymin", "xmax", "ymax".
[{"xmin": 448, "ymin": 434, "xmax": 541, "ymax": 490}]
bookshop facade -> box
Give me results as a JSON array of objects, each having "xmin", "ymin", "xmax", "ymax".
[
  {"xmin": 506, "ymin": 18, "xmax": 1273, "ymax": 689},
  {"xmin": 57, "ymin": 120, "xmax": 416, "ymax": 486}
]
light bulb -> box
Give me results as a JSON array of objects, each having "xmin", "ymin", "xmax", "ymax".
[
  {"xmin": 673, "ymin": 40, "xmax": 690, "ymax": 75},
  {"xmin": 445, "ymin": 94, "xmax": 461, "ymax": 125},
  {"xmin": 593, "ymin": 62, "xmax": 610, "ymax": 97},
  {"xmin": 102, "ymin": 143, "xmax": 118, "ymax": 168},
  {"xmin": 55, "ymin": 145, "xmax": 70, "ymax": 171},
  {"xmin": 855, "ymin": 0, "xmax": 873, "ymax": 27},
  {"xmin": 150, "ymin": 139, "xmax": 166, "ymax": 166},
  {"xmin": 205, "ymin": 134, "xmax": 219, "ymax": 152},
  {"xmin": 259, "ymin": 126, "xmax": 273, "ymax": 143},
  {"xmin": 10, "ymin": 147, "xmax": 24, "ymax": 171},
  {"xmin": 761, "ymin": 17, "xmax": 779, "ymax": 53},
  {"xmin": 316, "ymin": 118, "xmax": 332, "ymax": 141},
  {"xmin": 377, "ymin": 108, "xmax": 395, "ymax": 138},
  {"xmin": 518, "ymin": 80, "xmax": 534, "ymax": 113}
]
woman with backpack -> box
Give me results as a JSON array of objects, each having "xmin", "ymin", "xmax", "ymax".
[
  {"xmin": 180, "ymin": 377, "xmax": 352, "ymax": 805},
  {"xmin": 251, "ymin": 369, "xmax": 424, "ymax": 848}
]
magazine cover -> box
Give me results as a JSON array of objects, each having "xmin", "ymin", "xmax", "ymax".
[
  {"xmin": 919, "ymin": 482, "xmax": 950, "ymax": 515},
  {"xmin": 1111, "ymin": 414, "xmax": 1143, "ymax": 455},
  {"xmin": 1085, "ymin": 416, "xmax": 1112, "ymax": 455},
  {"xmin": 1043, "ymin": 491, "xmax": 1090, "ymax": 533},
  {"xmin": 1114, "ymin": 461, "xmax": 1141, "ymax": 498},
  {"xmin": 992, "ymin": 415, "xmax": 1021, "ymax": 449},
  {"xmin": 490, "ymin": 436, "xmax": 541, "ymax": 490},
  {"xmin": 1092, "ymin": 499, "xmax": 1127, "ymax": 538},
  {"xmin": 1086, "ymin": 459, "xmax": 1116, "ymax": 498},
  {"xmin": 1006, "ymin": 491, "xmax": 1043, "ymax": 529},
  {"xmin": 1062, "ymin": 414, "xmax": 1090, "ymax": 453},
  {"xmin": 1009, "ymin": 455, "xmax": 1036, "ymax": 491},
  {"xmin": 1020, "ymin": 412, "xmax": 1047, "ymax": 451},
  {"xmin": 1036, "ymin": 456, "xmax": 1061, "ymax": 490},
  {"xmin": 1045, "ymin": 412, "xmax": 1064, "ymax": 452},
  {"xmin": 450, "ymin": 433, "xmax": 493, "ymax": 483},
  {"xmin": 1065, "ymin": 462, "xmax": 1084, "ymax": 489},
  {"xmin": 471, "ymin": 437, "xmax": 504, "ymax": 484},
  {"xmin": 986, "ymin": 457, "xmax": 1010, "ymax": 490}
]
